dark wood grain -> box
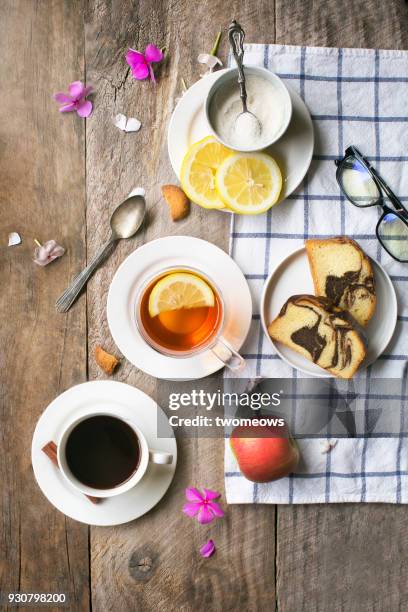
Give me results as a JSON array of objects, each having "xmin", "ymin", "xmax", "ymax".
[
  {"xmin": 84, "ymin": 1, "xmax": 277, "ymax": 610},
  {"xmin": 0, "ymin": 0, "xmax": 89, "ymax": 609},
  {"xmin": 276, "ymin": 0, "xmax": 408, "ymax": 49},
  {"xmin": 274, "ymin": 2, "xmax": 408, "ymax": 611}
]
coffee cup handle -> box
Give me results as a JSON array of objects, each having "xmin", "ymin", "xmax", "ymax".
[
  {"xmin": 211, "ymin": 336, "xmax": 246, "ymax": 370},
  {"xmin": 149, "ymin": 449, "xmax": 173, "ymax": 465}
]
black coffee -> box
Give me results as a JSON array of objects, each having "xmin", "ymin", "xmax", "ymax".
[{"xmin": 65, "ymin": 415, "xmax": 141, "ymax": 489}]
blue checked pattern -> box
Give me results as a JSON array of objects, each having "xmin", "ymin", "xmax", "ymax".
[{"xmin": 224, "ymin": 44, "xmax": 408, "ymax": 504}]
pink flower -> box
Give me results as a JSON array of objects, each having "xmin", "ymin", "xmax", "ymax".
[
  {"xmin": 126, "ymin": 44, "xmax": 164, "ymax": 83},
  {"xmin": 54, "ymin": 81, "xmax": 93, "ymax": 118},
  {"xmin": 183, "ymin": 487, "xmax": 224, "ymax": 524},
  {"xmin": 34, "ymin": 240, "xmax": 65, "ymax": 266},
  {"xmin": 197, "ymin": 53, "xmax": 223, "ymax": 76},
  {"xmin": 200, "ymin": 539, "xmax": 216, "ymax": 558}
]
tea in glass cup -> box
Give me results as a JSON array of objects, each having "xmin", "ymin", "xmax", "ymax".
[{"xmin": 136, "ymin": 267, "xmax": 244, "ymax": 369}]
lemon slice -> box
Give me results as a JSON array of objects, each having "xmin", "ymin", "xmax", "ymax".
[
  {"xmin": 216, "ymin": 152, "xmax": 282, "ymax": 214},
  {"xmin": 180, "ymin": 136, "xmax": 233, "ymax": 209},
  {"xmin": 148, "ymin": 272, "xmax": 215, "ymax": 317}
]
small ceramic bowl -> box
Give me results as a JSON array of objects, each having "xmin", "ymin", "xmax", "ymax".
[{"xmin": 205, "ymin": 66, "xmax": 292, "ymax": 152}]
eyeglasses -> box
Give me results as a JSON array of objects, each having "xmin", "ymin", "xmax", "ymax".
[{"xmin": 335, "ymin": 146, "xmax": 408, "ymax": 262}]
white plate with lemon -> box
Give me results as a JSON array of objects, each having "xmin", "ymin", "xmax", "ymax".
[
  {"xmin": 107, "ymin": 236, "xmax": 252, "ymax": 380},
  {"xmin": 168, "ymin": 69, "xmax": 314, "ymax": 214}
]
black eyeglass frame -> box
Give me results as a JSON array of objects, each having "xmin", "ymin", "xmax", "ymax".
[{"xmin": 335, "ymin": 145, "xmax": 408, "ymax": 262}]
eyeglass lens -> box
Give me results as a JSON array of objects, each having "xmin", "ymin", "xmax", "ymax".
[
  {"xmin": 339, "ymin": 156, "xmax": 380, "ymax": 207},
  {"xmin": 378, "ymin": 212, "xmax": 408, "ymax": 262}
]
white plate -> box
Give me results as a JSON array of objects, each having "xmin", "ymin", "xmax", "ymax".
[
  {"xmin": 31, "ymin": 381, "xmax": 177, "ymax": 526},
  {"xmin": 107, "ymin": 236, "xmax": 252, "ymax": 380},
  {"xmin": 167, "ymin": 69, "xmax": 314, "ymax": 207},
  {"xmin": 261, "ymin": 247, "xmax": 398, "ymax": 377}
]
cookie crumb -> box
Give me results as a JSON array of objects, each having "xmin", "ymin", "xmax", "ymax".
[
  {"xmin": 320, "ymin": 440, "xmax": 338, "ymax": 454},
  {"xmin": 162, "ymin": 185, "xmax": 190, "ymax": 221},
  {"xmin": 95, "ymin": 346, "xmax": 120, "ymax": 375}
]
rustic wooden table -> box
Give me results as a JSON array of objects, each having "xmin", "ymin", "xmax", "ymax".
[{"xmin": 2, "ymin": 1, "xmax": 408, "ymax": 610}]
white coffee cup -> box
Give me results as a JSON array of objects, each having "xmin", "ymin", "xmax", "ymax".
[{"xmin": 57, "ymin": 412, "xmax": 173, "ymax": 498}]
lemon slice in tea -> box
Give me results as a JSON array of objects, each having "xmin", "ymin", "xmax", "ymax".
[
  {"xmin": 148, "ymin": 272, "xmax": 215, "ymax": 318},
  {"xmin": 180, "ymin": 136, "xmax": 233, "ymax": 209},
  {"xmin": 216, "ymin": 152, "xmax": 282, "ymax": 214}
]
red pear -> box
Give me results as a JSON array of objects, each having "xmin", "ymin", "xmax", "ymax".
[{"xmin": 230, "ymin": 421, "xmax": 299, "ymax": 483}]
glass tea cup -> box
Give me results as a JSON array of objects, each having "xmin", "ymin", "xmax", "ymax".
[{"xmin": 135, "ymin": 266, "xmax": 245, "ymax": 370}]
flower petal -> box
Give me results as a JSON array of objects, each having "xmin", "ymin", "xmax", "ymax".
[
  {"xmin": 207, "ymin": 501, "xmax": 224, "ymax": 518},
  {"xmin": 68, "ymin": 80, "xmax": 85, "ymax": 100},
  {"xmin": 83, "ymin": 85, "xmax": 93, "ymax": 97},
  {"xmin": 182, "ymin": 502, "xmax": 200, "ymax": 517},
  {"xmin": 113, "ymin": 113, "xmax": 127, "ymax": 131},
  {"xmin": 76, "ymin": 100, "xmax": 93, "ymax": 118},
  {"xmin": 203, "ymin": 488, "xmax": 221, "ymax": 500},
  {"xmin": 320, "ymin": 439, "xmax": 338, "ymax": 454},
  {"xmin": 34, "ymin": 245, "xmax": 51, "ymax": 266},
  {"xmin": 34, "ymin": 240, "xmax": 65, "ymax": 266},
  {"xmin": 148, "ymin": 63, "xmax": 156, "ymax": 83},
  {"xmin": 8, "ymin": 232, "xmax": 21, "ymax": 246},
  {"xmin": 200, "ymin": 539, "xmax": 216, "ymax": 558},
  {"xmin": 126, "ymin": 49, "xmax": 146, "ymax": 68},
  {"xmin": 47, "ymin": 241, "xmax": 65, "ymax": 259},
  {"xmin": 144, "ymin": 44, "xmax": 163, "ymax": 64},
  {"xmin": 185, "ymin": 487, "xmax": 204, "ymax": 502},
  {"xmin": 54, "ymin": 92, "xmax": 72, "ymax": 103},
  {"xmin": 131, "ymin": 62, "xmax": 149, "ymax": 80},
  {"xmin": 197, "ymin": 53, "xmax": 223, "ymax": 69},
  {"xmin": 33, "ymin": 253, "xmax": 48, "ymax": 266},
  {"xmin": 197, "ymin": 53, "xmax": 211, "ymax": 64},
  {"xmin": 124, "ymin": 117, "xmax": 141, "ymax": 132},
  {"xmin": 59, "ymin": 102, "xmax": 76, "ymax": 113},
  {"xmin": 128, "ymin": 186, "xmax": 146, "ymax": 198},
  {"xmin": 198, "ymin": 504, "xmax": 214, "ymax": 524},
  {"xmin": 44, "ymin": 239, "xmax": 56, "ymax": 250}
]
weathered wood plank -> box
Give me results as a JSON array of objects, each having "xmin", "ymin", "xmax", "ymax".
[
  {"xmin": 4, "ymin": 0, "xmax": 408, "ymax": 610},
  {"xmin": 274, "ymin": 2, "xmax": 408, "ymax": 611},
  {"xmin": 0, "ymin": 0, "xmax": 89, "ymax": 609},
  {"xmin": 276, "ymin": 0, "xmax": 408, "ymax": 49},
  {"xmin": 85, "ymin": 1, "xmax": 277, "ymax": 610}
]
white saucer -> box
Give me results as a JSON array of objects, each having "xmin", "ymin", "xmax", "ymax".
[
  {"xmin": 107, "ymin": 236, "xmax": 252, "ymax": 379},
  {"xmin": 261, "ymin": 247, "xmax": 398, "ymax": 377},
  {"xmin": 31, "ymin": 381, "xmax": 177, "ymax": 526},
  {"xmin": 167, "ymin": 69, "xmax": 314, "ymax": 207}
]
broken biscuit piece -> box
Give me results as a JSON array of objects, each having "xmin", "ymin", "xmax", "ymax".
[
  {"xmin": 95, "ymin": 345, "xmax": 120, "ymax": 375},
  {"xmin": 162, "ymin": 185, "xmax": 190, "ymax": 221}
]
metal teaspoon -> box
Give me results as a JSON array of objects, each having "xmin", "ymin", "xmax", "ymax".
[
  {"xmin": 56, "ymin": 194, "xmax": 146, "ymax": 313},
  {"xmin": 228, "ymin": 20, "xmax": 262, "ymax": 138}
]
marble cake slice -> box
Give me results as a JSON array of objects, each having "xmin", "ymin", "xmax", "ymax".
[
  {"xmin": 305, "ymin": 237, "xmax": 376, "ymax": 327},
  {"xmin": 268, "ymin": 295, "xmax": 366, "ymax": 379}
]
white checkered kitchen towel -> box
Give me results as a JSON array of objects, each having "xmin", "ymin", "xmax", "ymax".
[{"xmin": 224, "ymin": 44, "xmax": 408, "ymax": 504}]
